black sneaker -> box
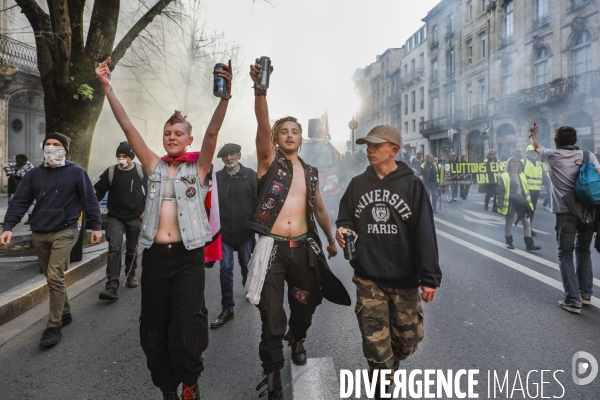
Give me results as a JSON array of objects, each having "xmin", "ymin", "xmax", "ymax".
[
  {"xmin": 161, "ymin": 391, "xmax": 178, "ymax": 400},
  {"xmin": 99, "ymin": 288, "xmax": 118, "ymax": 301},
  {"xmin": 40, "ymin": 327, "xmax": 62, "ymax": 347},
  {"xmin": 290, "ymin": 339, "xmax": 307, "ymax": 366},
  {"xmin": 558, "ymin": 299, "xmax": 581, "ymax": 314},
  {"xmin": 61, "ymin": 313, "xmax": 72, "ymax": 327}
]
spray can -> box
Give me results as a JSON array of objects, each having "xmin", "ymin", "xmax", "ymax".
[
  {"xmin": 255, "ymin": 56, "xmax": 271, "ymax": 90},
  {"xmin": 342, "ymin": 228, "xmax": 356, "ymax": 261},
  {"xmin": 213, "ymin": 64, "xmax": 227, "ymax": 98}
]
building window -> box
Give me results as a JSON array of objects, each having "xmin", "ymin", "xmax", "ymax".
[
  {"xmin": 412, "ymin": 120, "xmax": 416, "ymax": 132},
  {"xmin": 502, "ymin": 61, "xmax": 513, "ymax": 95},
  {"xmin": 467, "ymin": 84, "xmax": 473, "ymax": 117},
  {"xmin": 534, "ymin": 47, "xmax": 549, "ymax": 85},
  {"xmin": 481, "ymin": 0, "xmax": 486, "ymax": 13},
  {"xmin": 480, "ymin": 35, "xmax": 486, "ymax": 59},
  {"xmin": 468, "ymin": 2, "xmax": 473, "ymax": 20},
  {"xmin": 503, "ymin": 1, "xmax": 514, "ymax": 42},
  {"xmin": 432, "ymin": 97, "xmax": 439, "ymax": 119},
  {"xmin": 447, "ymin": 50, "xmax": 454, "ymax": 76},
  {"xmin": 420, "ymin": 117, "xmax": 424, "ymax": 133},
  {"xmin": 433, "ymin": 26, "xmax": 438, "ymax": 43},
  {"xmin": 536, "ymin": 0, "xmax": 548, "ymax": 18},
  {"xmin": 411, "ymin": 59, "xmax": 415, "ymax": 72},
  {"xmin": 448, "ymin": 15, "xmax": 453, "ymax": 33},
  {"xmin": 433, "ymin": 59, "xmax": 438, "ymax": 81},
  {"xmin": 404, "ymin": 95, "xmax": 408, "ymax": 115},
  {"xmin": 573, "ymin": 30, "xmax": 592, "ymax": 75},
  {"xmin": 411, "ymin": 91, "xmax": 416, "ymax": 112},
  {"xmin": 420, "ymin": 87, "xmax": 425, "ymax": 109},
  {"xmin": 480, "ymin": 82, "xmax": 486, "ymax": 105},
  {"xmin": 467, "ymin": 40, "xmax": 473, "ymax": 63},
  {"xmin": 405, "ymin": 122, "xmax": 409, "ymax": 134},
  {"xmin": 419, "ymin": 53, "xmax": 424, "ymax": 69}
]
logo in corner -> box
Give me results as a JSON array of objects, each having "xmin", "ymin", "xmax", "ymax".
[{"xmin": 572, "ymin": 351, "xmax": 598, "ymax": 386}]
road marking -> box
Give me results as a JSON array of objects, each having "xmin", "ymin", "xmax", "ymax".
[
  {"xmin": 463, "ymin": 215, "xmax": 504, "ymax": 226},
  {"xmin": 463, "ymin": 209, "xmax": 550, "ymax": 234},
  {"xmin": 436, "ymin": 229, "xmax": 600, "ymax": 309},
  {"xmin": 292, "ymin": 357, "xmax": 338, "ymax": 400},
  {"xmin": 435, "ymin": 216, "xmax": 600, "ymax": 288}
]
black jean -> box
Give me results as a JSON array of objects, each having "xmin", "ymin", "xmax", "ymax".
[
  {"xmin": 257, "ymin": 242, "xmax": 322, "ymax": 372},
  {"xmin": 460, "ymin": 184, "xmax": 470, "ymax": 198},
  {"xmin": 529, "ymin": 190, "xmax": 540, "ymax": 224},
  {"xmin": 105, "ymin": 217, "xmax": 141, "ymax": 290},
  {"xmin": 139, "ymin": 242, "xmax": 208, "ymax": 392},
  {"xmin": 485, "ymin": 184, "xmax": 499, "ymax": 209}
]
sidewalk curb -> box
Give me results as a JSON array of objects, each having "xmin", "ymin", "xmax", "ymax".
[{"xmin": 0, "ymin": 247, "xmax": 109, "ymax": 326}]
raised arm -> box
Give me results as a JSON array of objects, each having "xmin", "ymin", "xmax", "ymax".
[
  {"xmin": 528, "ymin": 123, "xmax": 543, "ymax": 154},
  {"xmin": 250, "ymin": 58, "xmax": 274, "ymax": 178},
  {"xmin": 95, "ymin": 57, "xmax": 159, "ymax": 174},
  {"xmin": 197, "ymin": 61, "xmax": 232, "ymax": 182}
]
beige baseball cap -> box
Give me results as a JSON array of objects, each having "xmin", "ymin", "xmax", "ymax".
[{"xmin": 356, "ymin": 125, "xmax": 401, "ymax": 147}]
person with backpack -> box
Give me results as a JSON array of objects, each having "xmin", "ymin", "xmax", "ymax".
[
  {"xmin": 529, "ymin": 124, "xmax": 600, "ymax": 314},
  {"xmin": 94, "ymin": 141, "xmax": 148, "ymax": 300}
]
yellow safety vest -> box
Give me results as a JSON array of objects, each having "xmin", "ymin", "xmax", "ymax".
[
  {"xmin": 498, "ymin": 172, "xmax": 534, "ymax": 216},
  {"xmin": 522, "ymin": 158, "xmax": 543, "ymax": 191},
  {"xmin": 421, "ymin": 162, "xmax": 440, "ymax": 184}
]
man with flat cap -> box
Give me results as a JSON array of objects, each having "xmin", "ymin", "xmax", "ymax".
[
  {"xmin": 210, "ymin": 143, "xmax": 257, "ymax": 328},
  {"xmin": 336, "ymin": 125, "xmax": 441, "ymax": 398},
  {"xmin": 95, "ymin": 141, "xmax": 148, "ymax": 301}
]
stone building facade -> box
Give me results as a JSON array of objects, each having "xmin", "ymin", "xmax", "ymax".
[{"xmin": 353, "ymin": 0, "xmax": 600, "ymax": 162}]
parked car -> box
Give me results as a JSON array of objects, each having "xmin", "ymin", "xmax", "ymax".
[{"xmin": 299, "ymin": 139, "xmax": 343, "ymax": 216}]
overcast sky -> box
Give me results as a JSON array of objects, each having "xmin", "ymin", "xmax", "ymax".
[{"xmin": 200, "ymin": 0, "xmax": 441, "ymax": 150}]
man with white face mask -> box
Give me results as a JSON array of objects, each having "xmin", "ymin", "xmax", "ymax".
[
  {"xmin": 0, "ymin": 132, "xmax": 102, "ymax": 347},
  {"xmin": 94, "ymin": 141, "xmax": 148, "ymax": 301}
]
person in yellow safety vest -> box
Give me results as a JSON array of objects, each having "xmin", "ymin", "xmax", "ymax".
[
  {"xmin": 420, "ymin": 154, "xmax": 439, "ymax": 214},
  {"xmin": 496, "ymin": 156, "xmax": 541, "ymax": 252},
  {"xmin": 520, "ymin": 144, "xmax": 543, "ymax": 236},
  {"xmin": 483, "ymin": 149, "xmax": 500, "ymax": 212}
]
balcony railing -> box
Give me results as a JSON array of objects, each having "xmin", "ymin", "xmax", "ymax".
[
  {"xmin": 455, "ymin": 105, "xmax": 487, "ymax": 122},
  {"xmin": 500, "ymin": 34, "xmax": 515, "ymax": 47},
  {"xmin": 420, "ymin": 115, "xmax": 456, "ymax": 134},
  {"xmin": 497, "ymin": 70, "xmax": 600, "ymax": 113},
  {"xmin": 572, "ymin": 0, "xmax": 593, "ymax": 10},
  {"xmin": 533, "ymin": 14, "xmax": 549, "ymax": 30},
  {"xmin": 0, "ymin": 34, "xmax": 38, "ymax": 74},
  {"xmin": 399, "ymin": 68, "xmax": 425, "ymax": 88}
]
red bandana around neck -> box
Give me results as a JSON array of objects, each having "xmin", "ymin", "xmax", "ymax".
[{"xmin": 161, "ymin": 151, "xmax": 200, "ymax": 163}]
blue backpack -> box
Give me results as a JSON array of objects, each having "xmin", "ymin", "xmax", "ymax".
[{"xmin": 575, "ymin": 151, "xmax": 600, "ymax": 205}]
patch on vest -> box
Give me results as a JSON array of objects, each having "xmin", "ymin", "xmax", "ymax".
[
  {"xmin": 263, "ymin": 197, "xmax": 276, "ymax": 209},
  {"xmin": 186, "ymin": 187, "xmax": 196, "ymax": 198},
  {"xmin": 268, "ymin": 180, "xmax": 284, "ymax": 197},
  {"xmin": 257, "ymin": 209, "xmax": 270, "ymax": 222},
  {"xmin": 292, "ymin": 287, "xmax": 309, "ymax": 304}
]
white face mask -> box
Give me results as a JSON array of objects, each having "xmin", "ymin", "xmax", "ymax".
[
  {"xmin": 118, "ymin": 158, "xmax": 128, "ymax": 168},
  {"xmin": 44, "ymin": 145, "xmax": 66, "ymax": 168}
]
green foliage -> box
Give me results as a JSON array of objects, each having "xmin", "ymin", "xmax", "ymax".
[{"xmin": 73, "ymin": 84, "xmax": 94, "ymax": 101}]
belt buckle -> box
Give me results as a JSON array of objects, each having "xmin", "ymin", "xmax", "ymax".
[{"xmin": 289, "ymin": 240, "xmax": 299, "ymax": 248}]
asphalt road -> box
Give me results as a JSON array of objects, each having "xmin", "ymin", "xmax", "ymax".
[{"xmin": 0, "ymin": 192, "xmax": 599, "ymax": 399}]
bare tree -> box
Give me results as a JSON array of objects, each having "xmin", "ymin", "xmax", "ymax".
[
  {"xmin": 13, "ymin": 0, "xmax": 179, "ymax": 168},
  {"xmin": 121, "ymin": 0, "xmax": 244, "ymax": 126}
]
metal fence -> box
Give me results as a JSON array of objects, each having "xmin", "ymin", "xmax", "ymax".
[{"xmin": 0, "ymin": 34, "xmax": 39, "ymax": 74}]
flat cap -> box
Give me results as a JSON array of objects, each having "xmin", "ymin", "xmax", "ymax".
[{"xmin": 217, "ymin": 143, "xmax": 241, "ymax": 158}]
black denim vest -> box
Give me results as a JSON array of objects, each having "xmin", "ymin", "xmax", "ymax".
[{"xmin": 246, "ymin": 150, "xmax": 319, "ymax": 241}]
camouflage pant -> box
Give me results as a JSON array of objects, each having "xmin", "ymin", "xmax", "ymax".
[{"xmin": 353, "ymin": 274, "xmax": 424, "ymax": 373}]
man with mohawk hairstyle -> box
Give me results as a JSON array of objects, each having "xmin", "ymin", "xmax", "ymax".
[
  {"xmin": 96, "ymin": 57, "xmax": 233, "ymax": 400},
  {"xmin": 245, "ymin": 58, "xmax": 350, "ymax": 400}
]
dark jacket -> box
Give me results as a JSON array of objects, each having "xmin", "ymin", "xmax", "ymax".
[
  {"xmin": 216, "ymin": 163, "xmax": 257, "ymax": 246},
  {"xmin": 2, "ymin": 161, "xmax": 102, "ymax": 233},
  {"xmin": 336, "ymin": 162, "xmax": 442, "ymax": 289},
  {"xmin": 94, "ymin": 163, "xmax": 148, "ymax": 222}
]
